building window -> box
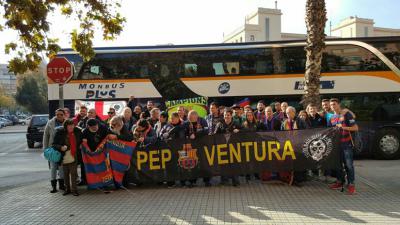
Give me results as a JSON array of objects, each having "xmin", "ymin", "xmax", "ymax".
[
  {"xmin": 364, "ymin": 27, "xmax": 369, "ymax": 37},
  {"xmin": 250, "ymin": 35, "xmax": 255, "ymax": 41},
  {"xmin": 265, "ymin": 18, "xmax": 270, "ymax": 40},
  {"xmin": 240, "ymin": 37, "xmax": 243, "ymax": 42}
]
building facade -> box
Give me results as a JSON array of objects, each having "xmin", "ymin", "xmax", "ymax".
[
  {"xmin": 0, "ymin": 64, "xmax": 17, "ymax": 95},
  {"xmin": 223, "ymin": 7, "xmax": 307, "ymax": 43},
  {"xmin": 331, "ymin": 16, "xmax": 400, "ymax": 38},
  {"xmin": 223, "ymin": 7, "xmax": 400, "ymax": 43}
]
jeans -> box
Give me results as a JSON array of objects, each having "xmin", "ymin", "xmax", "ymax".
[
  {"xmin": 63, "ymin": 162, "xmax": 77, "ymax": 192},
  {"xmin": 50, "ymin": 161, "xmax": 64, "ymax": 180},
  {"xmin": 338, "ymin": 143, "xmax": 355, "ymax": 185}
]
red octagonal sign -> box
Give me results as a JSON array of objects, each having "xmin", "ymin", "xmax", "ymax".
[{"xmin": 47, "ymin": 57, "xmax": 74, "ymax": 84}]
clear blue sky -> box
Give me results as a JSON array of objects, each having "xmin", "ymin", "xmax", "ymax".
[
  {"xmin": 326, "ymin": 0, "xmax": 400, "ymax": 30},
  {"xmin": 0, "ymin": 0, "xmax": 399, "ymax": 64}
]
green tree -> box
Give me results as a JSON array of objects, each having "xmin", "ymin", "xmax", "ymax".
[
  {"xmin": 302, "ymin": 0, "xmax": 327, "ymax": 107},
  {"xmin": 15, "ymin": 72, "xmax": 48, "ymax": 113},
  {"xmin": 0, "ymin": 0, "xmax": 125, "ymax": 74},
  {"xmin": 0, "ymin": 86, "xmax": 14, "ymax": 109}
]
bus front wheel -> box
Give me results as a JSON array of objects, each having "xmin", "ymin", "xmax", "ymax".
[{"xmin": 374, "ymin": 128, "xmax": 400, "ymax": 160}]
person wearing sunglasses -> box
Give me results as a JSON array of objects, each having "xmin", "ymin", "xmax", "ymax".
[{"xmin": 104, "ymin": 107, "xmax": 116, "ymax": 127}]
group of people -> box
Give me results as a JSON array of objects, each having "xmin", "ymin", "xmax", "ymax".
[{"xmin": 43, "ymin": 97, "xmax": 358, "ymax": 196}]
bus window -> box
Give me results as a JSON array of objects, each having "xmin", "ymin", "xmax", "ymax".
[
  {"xmin": 371, "ymin": 41, "xmax": 400, "ymax": 69},
  {"xmin": 184, "ymin": 64, "xmax": 198, "ymax": 76},
  {"xmin": 213, "ymin": 62, "xmax": 239, "ymax": 75},
  {"xmin": 323, "ymin": 45, "xmax": 388, "ymax": 72},
  {"xmin": 282, "ymin": 47, "xmax": 306, "ymax": 73}
]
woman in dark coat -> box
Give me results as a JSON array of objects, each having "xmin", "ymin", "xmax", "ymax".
[{"xmin": 52, "ymin": 119, "xmax": 82, "ymax": 196}]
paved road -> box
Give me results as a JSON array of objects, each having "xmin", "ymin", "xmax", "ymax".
[
  {"xmin": 355, "ymin": 159, "xmax": 400, "ymax": 191},
  {"xmin": 0, "ymin": 132, "xmax": 400, "ymax": 224},
  {"xmin": 0, "ymin": 132, "xmax": 49, "ymax": 190}
]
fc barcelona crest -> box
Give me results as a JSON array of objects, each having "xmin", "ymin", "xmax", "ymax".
[{"xmin": 178, "ymin": 143, "xmax": 199, "ymax": 170}]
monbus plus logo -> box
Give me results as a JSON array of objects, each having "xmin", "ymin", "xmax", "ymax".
[{"xmin": 302, "ymin": 133, "xmax": 333, "ymax": 161}]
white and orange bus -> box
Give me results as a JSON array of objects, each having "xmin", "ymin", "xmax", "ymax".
[{"xmin": 50, "ymin": 36, "xmax": 400, "ymax": 159}]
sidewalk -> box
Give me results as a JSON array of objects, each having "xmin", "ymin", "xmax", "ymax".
[
  {"xmin": 1, "ymin": 177, "xmax": 399, "ymax": 225},
  {"xmin": 0, "ymin": 125, "xmax": 27, "ymax": 134}
]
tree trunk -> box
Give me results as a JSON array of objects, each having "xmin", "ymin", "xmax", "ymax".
[{"xmin": 302, "ymin": 0, "xmax": 327, "ymax": 108}]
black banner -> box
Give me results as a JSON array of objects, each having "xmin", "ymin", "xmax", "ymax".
[{"xmin": 126, "ymin": 128, "xmax": 341, "ymax": 183}]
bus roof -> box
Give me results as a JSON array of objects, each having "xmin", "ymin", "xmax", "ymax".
[{"xmin": 59, "ymin": 36, "xmax": 400, "ymax": 55}]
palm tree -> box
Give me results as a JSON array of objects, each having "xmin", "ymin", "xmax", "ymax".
[{"xmin": 302, "ymin": 0, "xmax": 327, "ymax": 108}]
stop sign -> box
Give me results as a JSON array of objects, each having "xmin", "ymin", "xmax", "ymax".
[{"xmin": 47, "ymin": 57, "xmax": 74, "ymax": 84}]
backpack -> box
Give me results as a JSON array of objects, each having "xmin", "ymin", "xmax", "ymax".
[{"xmin": 44, "ymin": 147, "xmax": 62, "ymax": 163}]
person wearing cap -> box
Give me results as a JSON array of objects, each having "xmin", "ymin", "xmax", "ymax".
[
  {"xmin": 82, "ymin": 118, "xmax": 110, "ymax": 151},
  {"xmin": 232, "ymin": 104, "xmax": 244, "ymax": 125},
  {"xmin": 154, "ymin": 111, "xmax": 173, "ymax": 141},
  {"xmin": 80, "ymin": 118, "xmax": 110, "ymax": 186}
]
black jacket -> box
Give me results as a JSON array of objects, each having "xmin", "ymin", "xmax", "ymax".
[
  {"xmin": 123, "ymin": 117, "xmax": 137, "ymax": 132},
  {"xmin": 206, "ymin": 114, "xmax": 223, "ymax": 135},
  {"xmin": 132, "ymin": 125, "xmax": 157, "ymax": 147},
  {"xmin": 110, "ymin": 126, "xmax": 133, "ymax": 142},
  {"xmin": 81, "ymin": 124, "xmax": 110, "ymax": 151},
  {"xmin": 242, "ymin": 121, "xmax": 261, "ymax": 132},
  {"xmin": 77, "ymin": 116, "xmax": 104, "ymax": 129},
  {"xmin": 307, "ymin": 113, "xmax": 326, "ymax": 128},
  {"xmin": 52, "ymin": 127, "xmax": 82, "ymax": 162},
  {"xmin": 259, "ymin": 117, "xmax": 282, "ymax": 131},
  {"xmin": 214, "ymin": 120, "xmax": 242, "ymax": 134},
  {"xmin": 183, "ymin": 118, "xmax": 208, "ymax": 139},
  {"xmin": 154, "ymin": 121, "xmax": 173, "ymax": 140},
  {"xmin": 166, "ymin": 122, "xmax": 185, "ymax": 140}
]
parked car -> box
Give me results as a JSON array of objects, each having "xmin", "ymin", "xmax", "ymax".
[
  {"xmin": 26, "ymin": 114, "xmax": 49, "ymax": 148},
  {"xmin": 0, "ymin": 120, "xmax": 5, "ymax": 128},
  {"xmin": 0, "ymin": 117, "xmax": 13, "ymax": 126},
  {"xmin": 17, "ymin": 115, "xmax": 30, "ymax": 125},
  {"xmin": 0, "ymin": 115, "xmax": 19, "ymax": 125}
]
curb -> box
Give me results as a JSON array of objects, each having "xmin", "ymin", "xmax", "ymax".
[{"xmin": 0, "ymin": 130, "xmax": 27, "ymax": 134}]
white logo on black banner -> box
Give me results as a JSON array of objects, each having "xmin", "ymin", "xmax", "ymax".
[{"xmin": 302, "ymin": 133, "xmax": 333, "ymax": 161}]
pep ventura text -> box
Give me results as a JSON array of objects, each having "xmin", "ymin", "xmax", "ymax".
[{"xmin": 136, "ymin": 140, "xmax": 296, "ymax": 170}]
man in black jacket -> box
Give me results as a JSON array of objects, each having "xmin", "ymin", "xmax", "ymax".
[
  {"xmin": 81, "ymin": 118, "xmax": 110, "ymax": 151},
  {"xmin": 214, "ymin": 108, "xmax": 241, "ymax": 187}
]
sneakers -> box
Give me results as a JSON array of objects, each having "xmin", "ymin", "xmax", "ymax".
[
  {"xmin": 347, "ymin": 184, "xmax": 356, "ymax": 195},
  {"xmin": 329, "ymin": 182, "xmax": 343, "ymax": 190}
]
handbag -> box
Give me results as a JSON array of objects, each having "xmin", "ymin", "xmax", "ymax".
[{"xmin": 44, "ymin": 147, "xmax": 62, "ymax": 163}]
